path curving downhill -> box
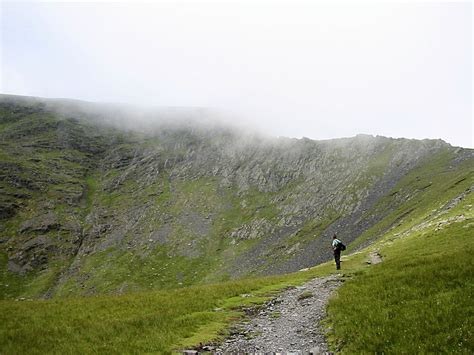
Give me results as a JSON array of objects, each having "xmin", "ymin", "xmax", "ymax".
[{"xmin": 217, "ymin": 275, "xmax": 342, "ymax": 354}]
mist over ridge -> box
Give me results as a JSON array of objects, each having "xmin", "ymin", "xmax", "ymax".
[
  {"xmin": 3, "ymin": 2, "xmax": 471, "ymax": 148},
  {"xmin": 1, "ymin": 2, "xmax": 473, "ymax": 352},
  {"xmin": 1, "ymin": 94, "xmax": 472, "ymax": 300},
  {"xmin": 0, "ymin": 93, "xmax": 459, "ymax": 149}
]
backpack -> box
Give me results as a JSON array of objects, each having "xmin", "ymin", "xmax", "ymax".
[{"xmin": 338, "ymin": 241, "xmax": 346, "ymax": 251}]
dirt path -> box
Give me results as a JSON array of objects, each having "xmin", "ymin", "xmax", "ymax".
[{"xmin": 216, "ymin": 275, "xmax": 342, "ymax": 353}]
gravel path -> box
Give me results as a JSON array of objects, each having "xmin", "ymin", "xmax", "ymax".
[{"xmin": 216, "ymin": 275, "xmax": 342, "ymax": 354}]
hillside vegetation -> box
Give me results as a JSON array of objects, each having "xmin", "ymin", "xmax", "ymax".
[
  {"xmin": 1, "ymin": 181, "xmax": 472, "ymax": 353},
  {"xmin": 326, "ymin": 175, "xmax": 473, "ymax": 352},
  {"xmin": 0, "ymin": 95, "xmax": 473, "ymax": 352},
  {"xmin": 1, "ymin": 95, "xmax": 472, "ymax": 301}
]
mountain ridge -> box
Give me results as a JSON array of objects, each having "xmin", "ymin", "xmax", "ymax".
[{"xmin": 0, "ymin": 94, "xmax": 472, "ymax": 299}]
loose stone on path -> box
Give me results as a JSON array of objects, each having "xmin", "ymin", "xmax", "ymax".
[{"xmin": 216, "ymin": 275, "xmax": 342, "ymax": 354}]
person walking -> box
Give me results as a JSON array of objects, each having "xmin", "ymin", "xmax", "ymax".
[{"xmin": 332, "ymin": 234, "xmax": 345, "ymax": 270}]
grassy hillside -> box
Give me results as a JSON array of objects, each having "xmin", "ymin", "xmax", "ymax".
[
  {"xmin": 0, "ymin": 263, "xmax": 340, "ymax": 354},
  {"xmin": 1, "ymin": 95, "xmax": 472, "ymax": 301},
  {"xmin": 1, "ymin": 189, "xmax": 471, "ymax": 353},
  {"xmin": 0, "ymin": 95, "xmax": 473, "ymax": 352},
  {"xmin": 327, "ymin": 182, "xmax": 473, "ymax": 352},
  {"xmin": 328, "ymin": 218, "xmax": 473, "ymax": 352},
  {"xmin": 2, "ymin": 149, "xmax": 473, "ymax": 352},
  {"xmin": 323, "ymin": 147, "xmax": 474, "ymax": 352}
]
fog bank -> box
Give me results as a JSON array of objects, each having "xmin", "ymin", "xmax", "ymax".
[{"xmin": 1, "ymin": 1, "xmax": 472, "ymax": 147}]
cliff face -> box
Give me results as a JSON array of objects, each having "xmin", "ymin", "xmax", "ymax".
[{"xmin": 1, "ymin": 95, "xmax": 472, "ymax": 298}]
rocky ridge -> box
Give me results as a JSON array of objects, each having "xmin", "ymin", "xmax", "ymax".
[{"xmin": 1, "ymin": 94, "xmax": 473, "ymax": 299}]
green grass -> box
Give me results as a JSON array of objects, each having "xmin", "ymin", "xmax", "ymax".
[
  {"xmin": 366, "ymin": 141, "xmax": 395, "ymax": 177},
  {"xmin": 83, "ymin": 175, "xmax": 98, "ymax": 212},
  {"xmin": 0, "ymin": 253, "xmax": 32, "ymax": 299},
  {"xmin": 287, "ymin": 209, "xmax": 340, "ymax": 246},
  {"xmin": 349, "ymin": 149, "xmax": 473, "ymax": 251},
  {"xmin": 0, "ymin": 253, "xmax": 66, "ymax": 300},
  {"xmin": 0, "ymin": 262, "xmax": 344, "ymax": 354},
  {"xmin": 326, "ymin": 215, "xmax": 474, "ymax": 352},
  {"xmin": 1, "ymin": 100, "xmax": 473, "ymax": 352},
  {"xmin": 2, "ymin": 205, "xmax": 472, "ymax": 353},
  {"xmin": 54, "ymin": 245, "xmax": 220, "ymax": 296},
  {"xmin": 0, "ymin": 238, "xmax": 377, "ymax": 354}
]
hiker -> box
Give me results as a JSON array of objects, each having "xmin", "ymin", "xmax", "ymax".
[{"xmin": 332, "ymin": 234, "xmax": 345, "ymax": 270}]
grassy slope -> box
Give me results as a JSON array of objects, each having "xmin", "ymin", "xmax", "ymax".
[
  {"xmin": 0, "ymin": 262, "xmax": 351, "ymax": 354},
  {"xmin": 0, "ymin": 109, "xmax": 304, "ymax": 298},
  {"xmin": 325, "ymin": 151, "xmax": 474, "ymax": 352},
  {"xmin": 0, "ymin": 111, "xmax": 103, "ymax": 299},
  {"xmin": 2, "ymin": 215, "xmax": 471, "ymax": 353},
  {"xmin": 327, "ymin": 196, "xmax": 473, "ymax": 352},
  {"xmin": 1, "ymin": 192, "xmax": 472, "ymax": 353},
  {"xmin": 1, "ymin": 102, "xmax": 473, "ymax": 352},
  {"xmin": 53, "ymin": 174, "xmax": 285, "ymax": 296},
  {"xmin": 3, "ymin": 149, "xmax": 472, "ymax": 353},
  {"xmin": 3, "ymin": 105, "xmax": 469, "ymax": 300},
  {"xmin": 349, "ymin": 149, "xmax": 472, "ymax": 251}
]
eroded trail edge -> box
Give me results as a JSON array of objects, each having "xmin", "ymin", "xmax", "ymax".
[{"xmin": 219, "ymin": 275, "xmax": 342, "ymax": 353}]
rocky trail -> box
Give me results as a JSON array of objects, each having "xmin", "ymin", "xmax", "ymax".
[{"xmin": 193, "ymin": 275, "xmax": 343, "ymax": 354}]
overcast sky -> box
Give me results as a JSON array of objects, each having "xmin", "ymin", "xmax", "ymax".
[{"xmin": 1, "ymin": 1, "xmax": 472, "ymax": 147}]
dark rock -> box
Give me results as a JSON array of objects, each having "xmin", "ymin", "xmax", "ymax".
[
  {"xmin": 0, "ymin": 95, "xmax": 472, "ymax": 298},
  {"xmin": 19, "ymin": 212, "xmax": 60, "ymax": 234}
]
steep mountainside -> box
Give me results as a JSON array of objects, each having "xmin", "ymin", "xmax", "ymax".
[{"xmin": 1, "ymin": 94, "xmax": 473, "ymax": 299}]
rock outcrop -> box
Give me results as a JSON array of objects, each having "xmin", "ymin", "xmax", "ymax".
[{"xmin": 0, "ymin": 94, "xmax": 473, "ymax": 299}]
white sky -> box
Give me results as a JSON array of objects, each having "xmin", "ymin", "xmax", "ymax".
[{"xmin": 1, "ymin": 1, "xmax": 472, "ymax": 147}]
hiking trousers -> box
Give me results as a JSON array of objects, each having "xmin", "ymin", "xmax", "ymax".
[{"xmin": 334, "ymin": 250, "xmax": 341, "ymax": 270}]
